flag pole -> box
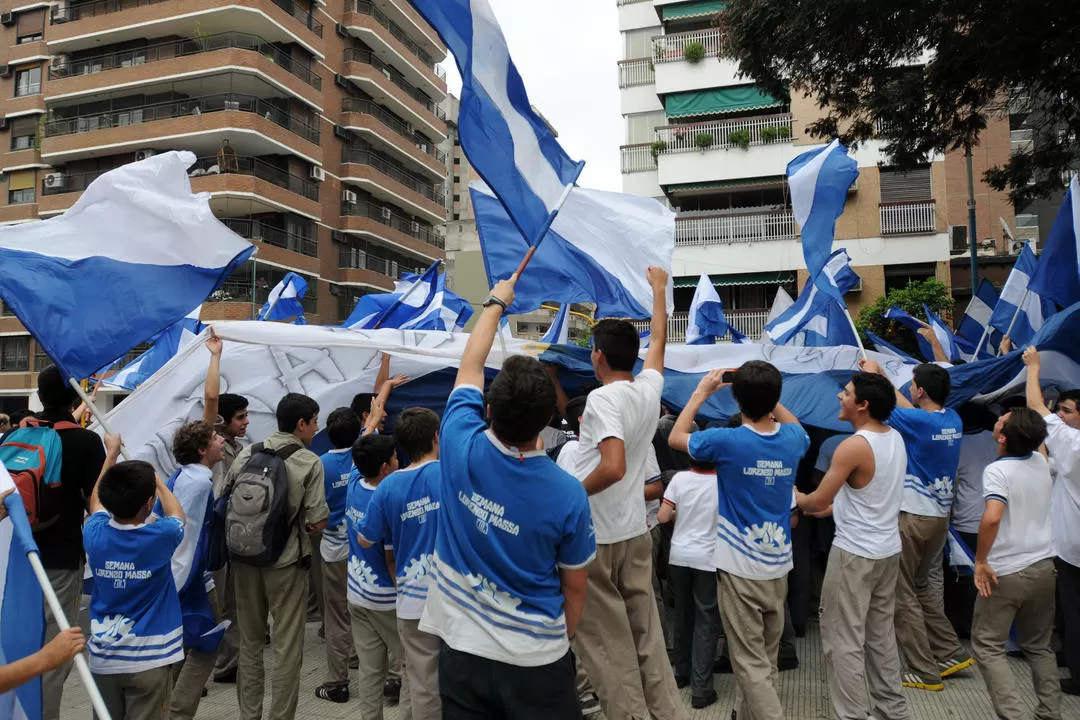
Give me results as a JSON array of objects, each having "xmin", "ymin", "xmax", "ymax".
[
  {"xmin": 840, "ymin": 306, "xmax": 868, "ymax": 360},
  {"xmin": 1003, "ymin": 289, "xmax": 1030, "ymax": 339},
  {"xmin": 512, "ymin": 183, "xmax": 575, "ymax": 278},
  {"xmin": 68, "ymin": 378, "xmax": 130, "ymax": 461},
  {"xmin": 972, "ymin": 322, "xmax": 994, "ymax": 359}
]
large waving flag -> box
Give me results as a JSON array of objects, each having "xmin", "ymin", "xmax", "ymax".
[
  {"xmin": 0, "ymin": 462, "xmax": 46, "ymax": 720},
  {"xmin": 884, "ymin": 306, "xmax": 938, "ymax": 362},
  {"xmin": 473, "ymin": 182, "xmax": 674, "ymax": 318},
  {"xmin": 541, "ymin": 304, "xmax": 570, "ymax": 345},
  {"xmin": 686, "ymin": 274, "xmax": 747, "ymax": 345},
  {"xmin": 989, "ymin": 244, "xmax": 1057, "ymax": 346},
  {"xmin": 957, "ymin": 279, "xmax": 1002, "ymax": 358},
  {"xmin": 765, "ymin": 250, "xmax": 860, "ymax": 346},
  {"xmin": 923, "ymin": 304, "xmax": 966, "ymax": 362},
  {"xmin": 788, "ymin": 139, "xmax": 859, "ymax": 300},
  {"xmin": 0, "ymin": 151, "xmax": 254, "ymax": 380},
  {"xmin": 412, "ymin": 0, "xmax": 584, "ymax": 244},
  {"xmin": 1029, "ymin": 176, "xmax": 1080, "ymax": 309},
  {"xmin": 106, "ymin": 306, "xmax": 204, "ymax": 391},
  {"xmin": 344, "ymin": 262, "xmax": 473, "ymax": 332},
  {"xmin": 257, "ymin": 273, "xmax": 308, "ymax": 323}
]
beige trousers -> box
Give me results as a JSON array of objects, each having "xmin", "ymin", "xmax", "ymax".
[{"xmin": 718, "ymin": 571, "xmax": 787, "ymax": 720}]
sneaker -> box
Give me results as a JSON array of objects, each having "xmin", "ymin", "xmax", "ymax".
[
  {"xmin": 579, "ymin": 692, "xmax": 602, "ymax": 716},
  {"xmin": 383, "ymin": 678, "xmax": 401, "ymax": 704},
  {"xmin": 314, "ymin": 683, "xmax": 349, "ymax": 704},
  {"xmin": 901, "ymin": 671, "xmax": 944, "ymax": 691},
  {"xmin": 938, "ymin": 655, "xmax": 974, "ymax": 678},
  {"xmin": 691, "ymin": 689, "xmax": 718, "ymax": 709}
]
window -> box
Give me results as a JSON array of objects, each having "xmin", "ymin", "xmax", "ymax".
[
  {"xmin": 33, "ymin": 343, "xmax": 52, "ymax": 372},
  {"xmin": 626, "ymin": 111, "xmax": 666, "ymax": 145},
  {"xmin": 0, "ymin": 336, "xmax": 30, "ymax": 372},
  {"xmin": 7, "ymin": 170, "xmax": 35, "ymax": 205},
  {"xmin": 884, "ymin": 262, "xmax": 936, "ymax": 292},
  {"xmin": 9, "ymin": 116, "xmax": 38, "ymax": 151},
  {"xmin": 14, "ymin": 65, "xmax": 42, "ymax": 97},
  {"xmin": 879, "ymin": 166, "xmax": 932, "ymax": 203},
  {"xmin": 0, "ymin": 300, "xmax": 14, "ymax": 317},
  {"xmin": 15, "ymin": 9, "xmax": 44, "ymax": 44},
  {"xmin": 624, "ymin": 27, "xmax": 661, "ymax": 59},
  {"xmin": 452, "ymin": 157, "xmax": 460, "ymax": 165}
]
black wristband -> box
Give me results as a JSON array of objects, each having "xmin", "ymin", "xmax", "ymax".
[{"xmin": 483, "ymin": 295, "xmax": 508, "ymax": 311}]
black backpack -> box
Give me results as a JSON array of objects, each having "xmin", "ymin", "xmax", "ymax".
[{"xmin": 219, "ymin": 443, "xmax": 300, "ymax": 567}]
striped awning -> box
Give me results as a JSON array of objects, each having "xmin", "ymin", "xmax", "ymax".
[
  {"xmin": 674, "ymin": 271, "xmax": 795, "ymax": 288},
  {"xmin": 662, "ymin": 1, "xmax": 726, "ymax": 21},
  {"xmin": 664, "ymin": 85, "xmax": 785, "ymax": 119}
]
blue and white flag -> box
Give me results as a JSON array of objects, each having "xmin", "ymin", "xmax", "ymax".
[
  {"xmin": 957, "ymin": 279, "xmax": 1002, "ymax": 359},
  {"xmin": 0, "ymin": 151, "xmax": 254, "ymax": 380},
  {"xmin": 989, "ymin": 244, "xmax": 1057, "ymax": 346},
  {"xmin": 1029, "ymin": 176, "xmax": 1080, "ymax": 309},
  {"xmin": 540, "ymin": 304, "xmax": 570, "ymax": 345},
  {"xmin": 945, "ymin": 527, "xmax": 975, "ymax": 573},
  {"xmin": 865, "ymin": 331, "xmax": 918, "ymax": 364},
  {"xmin": 923, "ymin": 304, "xmax": 965, "ymax": 363},
  {"xmin": 107, "ymin": 305, "xmax": 204, "ymax": 391},
  {"xmin": 765, "ymin": 250, "xmax": 860, "ymax": 346},
  {"xmin": 411, "ymin": 0, "xmax": 584, "ymax": 244},
  {"xmin": 686, "ymin": 274, "xmax": 747, "ymax": 345},
  {"xmin": 257, "ymin": 272, "xmax": 308, "ymax": 323},
  {"xmin": 473, "ymin": 182, "xmax": 674, "ymax": 318},
  {"xmin": 787, "ymin": 139, "xmax": 860, "ymax": 301},
  {"xmin": 0, "ymin": 463, "xmax": 45, "ymax": 720},
  {"xmin": 343, "ymin": 261, "xmax": 473, "ymax": 332},
  {"xmin": 884, "ymin": 306, "xmax": 939, "ymax": 362}
]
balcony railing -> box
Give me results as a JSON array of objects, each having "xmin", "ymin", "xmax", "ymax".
[
  {"xmin": 675, "ymin": 210, "xmax": 796, "ymax": 246},
  {"xmin": 341, "ymin": 97, "xmax": 446, "ymax": 164},
  {"xmin": 49, "ymin": 32, "xmax": 322, "ymax": 90},
  {"xmin": 342, "ymin": 199, "xmax": 445, "ymax": 249},
  {"xmin": 879, "ymin": 201, "xmax": 936, "ymax": 235},
  {"xmin": 44, "ymin": 93, "xmax": 321, "ymax": 145},
  {"xmin": 1010, "ymin": 128, "xmax": 1033, "ymax": 156},
  {"xmin": 655, "ymin": 114, "xmax": 793, "ymax": 154},
  {"xmin": 618, "ymin": 58, "xmax": 654, "ymax": 88},
  {"xmin": 338, "ymin": 245, "xmax": 426, "ymax": 278},
  {"xmin": 343, "ymin": 48, "xmax": 447, "ymax": 121},
  {"xmin": 633, "ymin": 310, "xmax": 770, "ymax": 343},
  {"xmin": 621, "ymin": 143, "xmax": 657, "ymax": 174},
  {"xmin": 53, "ymin": 0, "xmax": 323, "ymax": 36},
  {"xmin": 652, "ymin": 28, "xmax": 727, "ymax": 63},
  {"xmin": 341, "ymin": 148, "xmax": 445, "ymax": 206},
  {"xmin": 188, "ymin": 155, "xmax": 319, "ymax": 201},
  {"xmin": 219, "ymin": 217, "xmax": 318, "ymax": 257},
  {"xmin": 350, "ymin": 0, "xmax": 445, "ymax": 79}
]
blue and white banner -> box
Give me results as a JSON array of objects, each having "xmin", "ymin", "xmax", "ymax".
[
  {"xmin": 787, "ymin": 139, "xmax": 860, "ymax": 301},
  {"xmin": 765, "ymin": 250, "xmax": 859, "ymax": 347},
  {"xmin": 540, "ymin": 304, "xmax": 570, "ymax": 345},
  {"xmin": 884, "ymin": 306, "xmax": 939, "ymax": 362},
  {"xmin": 257, "ymin": 272, "xmax": 308, "ymax": 323},
  {"xmin": 989, "ymin": 244, "xmax": 1057, "ymax": 347},
  {"xmin": 1029, "ymin": 176, "xmax": 1080, "ymax": 309},
  {"xmin": 343, "ymin": 261, "xmax": 472, "ymax": 332},
  {"xmin": 106, "ymin": 305, "xmax": 205, "ymax": 391},
  {"xmin": 0, "ymin": 151, "xmax": 254, "ymax": 380},
  {"xmin": 411, "ymin": 0, "xmax": 583, "ymax": 245},
  {"xmin": 865, "ymin": 331, "xmax": 918, "ymax": 364},
  {"xmin": 473, "ymin": 182, "xmax": 674, "ymax": 318},
  {"xmin": 957, "ymin": 279, "xmax": 1002, "ymax": 359},
  {"xmin": 923, "ymin": 304, "xmax": 966, "ymax": 362},
  {"xmin": 686, "ymin": 274, "xmax": 746, "ymax": 345}
]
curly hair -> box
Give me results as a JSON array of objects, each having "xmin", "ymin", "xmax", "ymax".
[{"xmin": 173, "ymin": 420, "xmax": 216, "ymax": 466}]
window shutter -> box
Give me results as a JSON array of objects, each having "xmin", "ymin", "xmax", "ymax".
[
  {"xmin": 7, "ymin": 169, "xmax": 35, "ymax": 191},
  {"xmin": 16, "ymin": 9, "xmax": 45, "ymax": 37},
  {"xmin": 879, "ymin": 166, "xmax": 932, "ymax": 203}
]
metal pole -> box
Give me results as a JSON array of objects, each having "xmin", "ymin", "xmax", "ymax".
[
  {"xmin": 966, "ymin": 148, "xmax": 979, "ymax": 299},
  {"xmin": 68, "ymin": 378, "xmax": 130, "ymax": 460}
]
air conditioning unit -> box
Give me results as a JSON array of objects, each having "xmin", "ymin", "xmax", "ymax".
[
  {"xmin": 342, "ymin": 189, "xmax": 357, "ymax": 204},
  {"xmin": 949, "ymin": 225, "xmax": 968, "ymax": 253},
  {"xmin": 0, "ymin": 117, "xmax": 8, "ymax": 131},
  {"xmin": 335, "ymin": 23, "xmax": 348, "ymax": 38},
  {"xmin": 1, "ymin": 13, "xmax": 15, "ymax": 27},
  {"xmin": 380, "ymin": 207, "xmax": 392, "ymax": 220},
  {"xmin": 0, "ymin": 66, "xmax": 10, "ymax": 79},
  {"xmin": 1010, "ymin": 239, "xmax": 1028, "ymax": 255},
  {"xmin": 52, "ymin": 3, "xmax": 68, "ymax": 21},
  {"xmin": 333, "ymin": 125, "xmax": 348, "ymax": 140},
  {"xmin": 134, "ymin": 148, "xmax": 156, "ymax": 162},
  {"xmin": 381, "ymin": 68, "xmax": 391, "ymax": 81},
  {"xmin": 44, "ymin": 172, "xmax": 66, "ymax": 190},
  {"xmin": 417, "ymin": 142, "xmax": 429, "ymax": 153},
  {"xmin": 51, "ymin": 55, "xmax": 68, "ymax": 73},
  {"xmin": 334, "ymin": 73, "xmax": 348, "ymax": 89},
  {"xmin": 411, "ymin": 220, "xmax": 420, "ymax": 234},
  {"xmin": 309, "ymin": 165, "xmax": 325, "ymax": 181},
  {"xmin": 331, "ymin": 230, "xmax": 345, "ymax": 243},
  {"xmin": 844, "ymin": 278, "xmax": 863, "ymax": 293}
]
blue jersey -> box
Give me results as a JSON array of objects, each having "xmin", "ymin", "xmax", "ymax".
[
  {"xmin": 358, "ymin": 461, "xmax": 442, "ymax": 620},
  {"xmin": 419, "ymin": 386, "xmax": 596, "ymax": 667},
  {"xmin": 889, "ymin": 407, "xmax": 963, "ymax": 517},
  {"xmin": 320, "ymin": 448, "xmax": 354, "ymax": 562},
  {"xmin": 689, "ymin": 423, "xmax": 810, "ymax": 580},
  {"xmin": 345, "ymin": 470, "xmax": 397, "ymax": 611},
  {"xmin": 84, "ymin": 512, "xmax": 185, "ymax": 674}
]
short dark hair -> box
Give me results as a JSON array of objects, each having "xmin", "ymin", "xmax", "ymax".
[
  {"xmin": 1000, "ymin": 407, "xmax": 1047, "ymax": 456},
  {"xmin": 173, "ymin": 421, "xmax": 215, "ymax": 466},
  {"xmin": 912, "ymin": 363, "xmax": 951, "ymax": 405},
  {"xmin": 731, "ymin": 361, "xmax": 782, "ymax": 422},
  {"xmin": 592, "ymin": 319, "xmax": 640, "ymax": 372},
  {"xmin": 395, "ymin": 407, "xmax": 440, "ymax": 462},
  {"xmin": 37, "ymin": 365, "xmax": 77, "ymax": 411},
  {"xmin": 564, "ymin": 396, "xmax": 588, "ymax": 435},
  {"xmin": 726, "ymin": 412, "xmax": 743, "ymax": 428},
  {"xmin": 958, "ymin": 402, "xmax": 998, "ymax": 432},
  {"xmin": 487, "ymin": 355, "xmax": 557, "ymax": 445},
  {"xmin": 326, "ymin": 408, "xmax": 363, "ymax": 450},
  {"xmin": 276, "ymin": 393, "xmax": 319, "ymax": 433},
  {"xmin": 8, "ymin": 409, "xmax": 33, "ymax": 427},
  {"xmin": 352, "ymin": 434, "xmax": 397, "ymax": 478},
  {"xmin": 350, "ymin": 393, "xmax": 375, "ymax": 417},
  {"xmin": 218, "ymin": 394, "xmax": 248, "ymax": 424},
  {"xmin": 98, "ymin": 460, "xmax": 157, "ymax": 519},
  {"xmin": 1058, "ymin": 389, "xmax": 1080, "ymax": 409},
  {"xmin": 851, "ymin": 372, "xmax": 897, "ymax": 422}
]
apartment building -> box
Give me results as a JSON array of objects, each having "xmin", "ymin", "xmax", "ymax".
[
  {"xmin": 617, "ymin": 0, "xmax": 1017, "ymax": 341},
  {"xmin": 0, "ymin": 0, "xmax": 449, "ymax": 410}
]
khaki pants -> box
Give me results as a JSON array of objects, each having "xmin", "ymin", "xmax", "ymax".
[
  {"xmin": 321, "ymin": 557, "xmax": 353, "ymax": 685},
  {"xmin": 170, "ymin": 587, "xmax": 224, "ymax": 720},
  {"xmin": 718, "ymin": 571, "xmax": 786, "ymax": 720},
  {"xmin": 42, "ymin": 565, "xmax": 84, "ymax": 720},
  {"xmin": 972, "ymin": 558, "xmax": 1060, "ymax": 720},
  {"xmin": 576, "ymin": 532, "xmax": 686, "ymax": 720},
  {"xmin": 398, "ymin": 616, "xmax": 441, "ymax": 720},
  {"xmin": 233, "ymin": 562, "xmax": 307, "ymax": 720},
  {"xmin": 94, "ymin": 664, "xmax": 174, "ymax": 720},
  {"xmin": 212, "ymin": 564, "xmax": 239, "ymax": 677},
  {"xmin": 308, "ymin": 533, "xmax": 325, "ymax": 626},
  {"xmin": 350, "ymin": 604, "xmax": 411, "ymax": 720},
  {"xmin": 821, "ymin": 547, "xmax": 911, "ymax": 720},
  {"xmin": 894, "ymin": 512, "xmax": 964, "ymax": 682}
]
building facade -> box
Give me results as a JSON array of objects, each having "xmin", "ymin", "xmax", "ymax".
[
  {"xmin": 0, "ymin": 0, "xmax": 448, "ymax": 409},
  {"xmin": 617, "ymin": 0, "xmax": 1018, "ymax": 341}
]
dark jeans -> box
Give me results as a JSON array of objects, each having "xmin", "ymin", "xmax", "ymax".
[
  {"xmin": 1057, "ymin": 557, "xmax": 1080, "ymax": 682},
  {"xmin": 439, "ymin": 642, "xmax": 582, "ymax": 719},
  {"xmin": 669, "ymin": 564, "xmax": 721, "ymax": 697},
  {"xmin": 943, "ymin": 530, "xmax": 979, "ymax": 638}
]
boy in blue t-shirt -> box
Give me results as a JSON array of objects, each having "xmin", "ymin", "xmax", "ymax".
[
  {"xmin": 669, "ymin": 363, "xmax": 810, "ymax": 720},
  {"xmin": 418, "ymin": 276, "xmax": 596, "ymax": 717},
  {"xmin": 358, "ymin": 407, "xmax": 443, "ymax": 719},
  {"xmin": 84, "ymin": 434, "xmax": 186, "ymax": 720}
]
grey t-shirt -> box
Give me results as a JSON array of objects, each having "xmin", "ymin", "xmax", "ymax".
[{"xmin": 951, "ymin": 430, "xmax": 998, "ymax": 534}]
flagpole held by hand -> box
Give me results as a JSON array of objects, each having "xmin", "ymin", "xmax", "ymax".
[
  {"xmin": 1004, "ymin": 288, "xmax": 1030, "ymax": 340},
  {"xmin": 68, "ymin": 378, "xmax": 130, "ymax": 461},
  {"xmin": 511, "ymin": 183, "xmax": 575, "ymax": 278}
]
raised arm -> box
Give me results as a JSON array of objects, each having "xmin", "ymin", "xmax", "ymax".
[
  {"xmin": 917, "ymin": 327, "xmax": 949, "ymax": 363},
  {"xmin": 456, "ymin": 277, "xmax": 517, "ymax": 389},
  {"xmin": 668, "ymin": 369, "xmax": 725, "ymax": 453},
  {"xmin": 363, "ymin": 374, "xmax": 409, "ymax": 437},
  {"xmin": 89, "ymin": 433, "xmax": 123, "ymax": 514},
  {"xmin": 642, "ymin": 266, "xmax": 669, "ymax": 374},
  {"xmin": 155, "ymin": 471, "xmax": 186, "ymax": 524},
  {"xmin": 544, "ymin": 364, "xmax": 570, "ymax": 418},
  {"xmin": 772, "ymin": 402, "xmax": 800, "ymax": 426},
  {"xmin": 202, "ymin": 329, "xmax": 223, "ymax": 425},
  {"xmin": 860, "ymin": 358, "xmax": 913, "ymax": 409},
  {"xmin": 1023, "ymin": 347, "xmax": 1052, "ymax": 417}
]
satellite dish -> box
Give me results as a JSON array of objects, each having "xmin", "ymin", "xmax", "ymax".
[{"xmin": 1000, "ymin": 217, "xmax": 1014, "ymax": 242}]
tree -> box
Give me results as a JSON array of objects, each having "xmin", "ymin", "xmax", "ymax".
[
  {"xmin": 721, "ymin": 0, "xmax": 1080, "ymax": 207},
  {"xmin": 855, "ymin": 278, "xmax": 954, "ymax": 356}
]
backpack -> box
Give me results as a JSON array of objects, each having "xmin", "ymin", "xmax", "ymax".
[
  {"xmin": 0, "ymin": 420, "xmax": 79, "ymax": 529},
  {"xmin": 223, "ymin": 442, "xmax": 301, "ymax": 567}
]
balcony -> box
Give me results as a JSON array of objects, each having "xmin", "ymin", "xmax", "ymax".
[
  {"xmin": 652, "ymin": 28, "xmax": 726, "ymax": 64},
  {"xmin": 189, "ymin": 154, "xmax": 318, "ymax": 198},
  {"xmin": 342, "ymin": 48, "xmax": 447, "ymax": 140},
  {"xmin": 338, "ymin": 245, "xmax": 426, "ymax": 278},
  {"xmin": 675, "ymin": 210, "xmax": 796, "ymax": 247},
  {"xmin": 341, "ymin": 97, "xmax": 445, "ymax": 178},
  {"xmin": 343, "ymin": 0, "xmax": 446, "ymax": 94},
  {"xmin": 879, "ymin": 201, "xmax": 937, "ymax": 235},
  {"xmin": 342, "ymin": 198, "xmax": 443, "ymax": 250},
  {"xmin": 621, "ymin": 143, "xmax": 657, "ymax": 173},
  {"xmin": 655, "ymin": 114, "xmax": 793, "ymax": 153},
  {"xmin": 52, "ymin": 0, "xmax": 323, "ymax": 39},
  {"xmin": 618, "ymin": 58, "xmax": 654, "ymax": 88},
  {"xmin": 655, "ymin": 114, "xmax": 796, "ymax": 187},
  {"xmin": 633, "ymin": 310, "xmax": 770, "ymax": 343},
  {"xmin": 341, "ymin": 147, "xmax": 445, "ymax": 223},
  {"xmin": 651, "ymin": 28, "xmax": 743, "ymax": 94},
  {"xmin": 219, "ymin": 217, "xmax": 318, "ymax": 257}
]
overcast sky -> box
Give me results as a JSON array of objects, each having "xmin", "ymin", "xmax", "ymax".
[{"xmin": 439, "ymin": 1, "xmax": 624, "ymax": 193}]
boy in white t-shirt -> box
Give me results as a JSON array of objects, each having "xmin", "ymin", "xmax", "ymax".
[{"xmin": 971, "ymin": 406, "xmax": 1059, "ymax": 719}]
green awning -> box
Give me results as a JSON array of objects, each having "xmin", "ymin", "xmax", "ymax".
[
  {"xmin": 674, "ymin": 271, "xmax": 795, "ymax": 288},
  {"xmin": 665, "ymin": 85, "xmax": 784, "ymax": 119},
  {"xmin": 666, "ymin": 175, "xmax": 786, "ymax": 193},
  {"xmin": 662, "ymin": 1, "xmax": 726, "ymax": 21}
]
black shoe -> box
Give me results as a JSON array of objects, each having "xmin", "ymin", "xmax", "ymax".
[
  {"xmin": 201, "ymin": 688, "xmax": 208, "ymax": 698},
  {"xmin": 384, "ymin": 678, "xmax": 402, "ymax": 704},
  {"xmin": 713, "ymin": 656, "xmax": 733, "ymax": 674},
  {"xmin": 778, "ymin": 655, "xmax": 799, "ymax": 672},
  {"xmin": 691, "ymin": 689, "xmax": 718, "ymax": 709},
  {"xmin": 1062, "ymin": 679, "xmax": 1080, "ymax": 696},
  {"xmin": 315, "ymin": 682, "xmax": 350, "ymax": 704},
  {"xmin": 213, "ymin": 668, "xmax": 237, "ymax": 684},
  {"xmin": 674, "ymin": 674, "xmax": 690, "ymax": 689}
]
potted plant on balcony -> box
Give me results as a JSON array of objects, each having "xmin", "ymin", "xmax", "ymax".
[
  {"xmin": 649, "ymin": 139, "xmax": 668, "ymax": 160},
  {"xmin": 761, "ymin": 126, "xmax": 779, "ymax": 143},
  {"xmin": 683, "ymin": 41, "xmax": 706, "ymax": 64},
  {"xmin": 727, "ymin": 129, "xmax": 751, "ymax": 150},
  {"xmin": 694, "ymin": 132, "xmax": 714, "ymax": 150}
]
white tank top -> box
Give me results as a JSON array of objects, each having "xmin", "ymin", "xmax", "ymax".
[{"xmin": 833, "ymin": 428, "xmax": 906, "ymax": 560}]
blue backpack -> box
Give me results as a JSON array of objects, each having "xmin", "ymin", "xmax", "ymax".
[{"xmin": 0, "ymin": 419, "xmax": 78, "ymax": 529}]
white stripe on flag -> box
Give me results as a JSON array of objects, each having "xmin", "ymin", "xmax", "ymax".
[
  {"xmin": 788, "ymin": 139, "xmax": 841, "ymax": 229},
  {"xmin": 768, "ymin": 285, "xmax": 820, "ymax": 339},
  {"xmin": 966, "ymin": 295, "xmax": 993, "ymax": 327}
]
